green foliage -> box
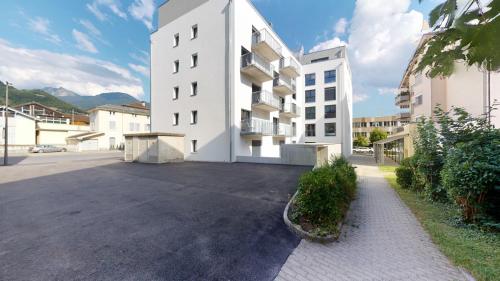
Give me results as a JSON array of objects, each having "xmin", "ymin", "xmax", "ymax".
[
  {"xmin": 293, "ymin": 157, "xmax": 357, "ymax": 233},
  {"xmin": 395, "ymin": 157, "xmax": 422, "ymax": 190},
  {"xmin": 369, "ymin": 128, "xmax": 388, "ymax": 144},
  {"xmin": 353, "ymin": 135, "xmax": 369, "ymax": 147},
  {"xmin": 417, "ymin": 0, "xmax": 500, "ymax": 77}
]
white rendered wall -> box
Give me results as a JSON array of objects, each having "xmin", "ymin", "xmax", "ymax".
[
  {"xmin": 37, "ymin": 123, "xmax": 90, "ymax": 145},
  {"xmin": 0, "ymin": 114, "xmax": 36, "ymax": 146}
]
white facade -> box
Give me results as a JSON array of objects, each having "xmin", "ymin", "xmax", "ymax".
[
  {"xmin": 0, "ymin": 107, "xmax": 36, "ymax": 147},
  {"xmin": 151, "ymin": 0, "xmax": 352, "ymax": 162},
  {"xmin": 37, "ymin": 123, "xmax": 90, "ymax": 145},
  {"xmin": 89, "ymin": 105, "xmax": 150, "ymax": 150},
  {"xmin": 300, "ymin": 48, "xmax": 353, "ymax": 156}
]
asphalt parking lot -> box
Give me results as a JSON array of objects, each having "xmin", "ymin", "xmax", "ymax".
[{"xmin": 0, "ymin": 153, "xmax": 310, "ymax": 280}]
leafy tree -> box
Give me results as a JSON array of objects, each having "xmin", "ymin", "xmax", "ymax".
[
  {"xmin": 369, "ymin": 128, "xmax": 388, "ymax": 144},
  {"xmin": 353, "ymin": 135, "xmax": 369, "ymax": 147}
]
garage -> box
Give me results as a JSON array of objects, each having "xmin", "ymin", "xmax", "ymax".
[
  {"xmin": 79, "ymin": 139, "xmax": 99, "ymax": 151},
  {"xmin": 66, "ymin": 132, "xmax": 104, "ymax": 152}
]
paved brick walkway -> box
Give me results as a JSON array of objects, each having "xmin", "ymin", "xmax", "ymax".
[{"xmin": 275, "ymin": 156, "xmax": 468, "ymax": 281}]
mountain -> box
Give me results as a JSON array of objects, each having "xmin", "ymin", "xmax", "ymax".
[
  {"xmin": 44, "ymin": 87, "xmax": 139, "ymax": 110},
  {"xmin": 0, "ymin": 81, "xmax": 85, "ymax": 114}
]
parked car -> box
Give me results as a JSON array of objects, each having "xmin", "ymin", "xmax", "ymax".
[
  {"xmin": 353, "ymin": 146, "xmax": 374, "ymax": 154},
  {"xmin": 30, "ymin": 145, "xmax": 67, "ymax": 153}
]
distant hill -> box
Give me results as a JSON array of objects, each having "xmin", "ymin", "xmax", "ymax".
[
  {"xmin": 0, "ymin": 82, "xmax": 85, "ymax": 114},
  {"xmin": 44, "ymin": 87, "xmax": 139, "ymax": 110}
]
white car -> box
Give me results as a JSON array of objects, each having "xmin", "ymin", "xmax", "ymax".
[
  {"xmin": 353, "ymin": 147, "xmax": 374, "ymax": 154},
  {"xmin": 30, "ymin": 145, "xmax": 67, "ymax": 153}
]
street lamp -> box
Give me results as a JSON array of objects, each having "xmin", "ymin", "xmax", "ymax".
[{"xmin": 3, "ymin": 81, "xmax": 10, "ymax": 166}]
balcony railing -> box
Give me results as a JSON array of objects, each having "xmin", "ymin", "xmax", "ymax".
[
  {"xmin": 241, "ymin": 118, "xmax": 273, "ymax": 136},
  {"xmin": 252, "ymin": 90, "xmax": 280, "ymax": 111},
  {"xmin": 273, "ymin": 75, "xmax": 296, "ymax": 95},
  {"xmin": 279, "ymin": 103, "xmax": 300, "ymax": 118},
  {"xmin": 37, "ymin": 116, "xmax": 70, "ymax": 124},
  {"xmin": 252, "ymin": 29, "xmax": 282, "ymax": 61},
  {"xmin": 279, "ymin": 57, "xmax": 300, "ymax": 78},
  {"xmin": 241, "ymin": 52, "xmax": 275, "ymax": 82},
  {"xmin": 273, "ymin": 123, "xmax": 292, "ymax": 137},
  {"xmin": 395, "ymin": 91, "xmax": 410, "ymax": 109}
]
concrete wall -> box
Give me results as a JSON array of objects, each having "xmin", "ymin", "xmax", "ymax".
[
  {"xmin": 125, "ymin": 134, "xmax": 184, "ymax": 163},
  {"xmin": 36, "ymin": 123, "xmax": 90, "ymax": 145},
  {"xmin": 0, "ymin": 113, "xmax": 36, "ymax": 146}
]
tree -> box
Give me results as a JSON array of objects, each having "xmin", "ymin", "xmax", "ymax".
[
  {"xmin": 353, "ymin": 135, "xmax": 369, "ymax": 147},
  {"xmin": 369, "ymin": 128, "xmax": 388, "ymax": 144}
]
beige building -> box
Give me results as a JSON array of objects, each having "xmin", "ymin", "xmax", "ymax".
[{"xmin": 352, "ymin": 114, "xmax": 409, "ymax": 140}]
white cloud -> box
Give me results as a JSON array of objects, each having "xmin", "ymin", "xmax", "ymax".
[
  {"xmin": 87, "ymin": 0, "xmax": 127, "ymax": 21},
  {"xmin": 72, "ymin": 29, "xmax": 98, "ymax": 53},
  {"xmin": 28, "ymin": 17, "xmax": 61, "ymax": 44},
  {"xmin": 309, "ymin": 37, "xmax": 347, "ymax": 53},
  {"xmin": 353, "ymin": 93, "xmax": 369, "ymax": 103},
  {"xmin": 79, "ymin": 19, "xmax": 101, "ymax": 36},
  {"xmin": 334, "ymin": 18, "xmax": 348, "ymax": 35},
  {"xmin": 128, "ymin": 63, "xmax": 149, "ymax": 77},
  {"xmin": 86, "ymin": 2, "xmax": 107, "ymax": 21},
  {"xmin": 0, "ymin": 39, "xmax": 144, "ymax": 99},
  {"xmin": 378, "ymin": 87, "xmax": 399, "ymax": 96},
  {"xmin": 130, "ymin": 50, "xmax": 150, "ymax": 65},
  {"xmin": 128, "ymin": 0, "xmax": 155, "ymax": 30}
]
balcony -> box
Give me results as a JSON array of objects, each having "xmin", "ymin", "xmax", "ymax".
[
  {"xmin": 273, "ymin": 123, "xmax": 292, "ymax": 138},
  {"xmin": 279, "ymin": 103, "xmax": 300, "ymax": 118},
  {"xmin": 395, "ymin": 91, "xmax": 410, "ymax": 108},
  {"xmin": 241, "ymin": 118, "xmax": 272, "ymax": 137},
  {"xmin": 252, "ymin": 29, "xmax": 282, "ymax": 61},
  {"xmin": 241, "ymin": 52, "xmax": 274, "ymax": 82},
  {"xmin": 273, "ymin": 75, "xmax": 296, "ymax": 95},
  {"xmin": 395, "ymin": 112, "xmax": 411, "ymax": 121},
  {"xmin": 252, "ymin": 90, "xmax": 280, "ymax": 111},
  {"xmin": 279, "ymin": 57, "xmax": 300, "ymax": 78}
]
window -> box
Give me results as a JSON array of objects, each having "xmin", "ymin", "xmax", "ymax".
[
  {"xmin": 241, "ymin": 109, "xmax": 251, "ymax": 121},
  {"xmin": 129, "ymin": 122, "xmax": 135, "ymax": 131},
  {"xmin": 305, "ymin": 124, "xmax": 316, "ymax": 137},
  {"xmin": 191, "ymin": 53, "xmax": 198, "ymax": 68},
  {"xmin": 292, "ymin": 122, "xmax": 296, "ymax": 137},
  {"xmin": 135, "ymin": 123, "xmax": 140, "ymax": 131},
  {"xmin": 325, "ymin": 105, "xmax": 336, "ymax": 118},
  {"xmin": 109, "ymin": 137, "xmax": 116, "ymax": 147},
  {"xmin": 191, "ymin": 140, "xmax": 197, "ymax": 153},
  {"xmin": 191, "ymin": 25, "xmax": 198, "ymax": 39},
  {"xmin": 415, "ymin": 95, "xmax": 423, "ymax": 105},
  {"xmin": 305, "ymin": 90, "xmax": 316, "ymax": 103},
  {"xmin": 173, "ymin": 113, "xmax": 179, "ymax": 126},
  {"xmin": 325, "ymin": 87, "xmax": 336, "ymax": 101},
  {"xmin": 173, "ymin": 33, "xmax": 179, "ymax": 47},
  {"xmin": 145, "ymin": 124, "xmax": 150, "ymax": 131},
  {"xmin": 191, "ymin": 82, "xmax": 198, "ymax": 96},
  {"xmin": 325, "ymin": 123, "xmax": 336, "ymax": 136},
  {"xmin": 191, "ymin": 110, "xmax": 198, "ymax": 124},
  {"xmin": 173, "ymin": 60, "xmax": 179, "ymax": 73},
  {"xmin": 109, "ymin": 121, "xmax": 116, "ymax": 131},
  {"xmin": 311, "ymin": 57, "xmax": 329, "ymax": 63},
  {"xmin": 305, "ymin": 73, "xmax": 316, "ymax": 86},
  {"xmin": 173, "ymin": 87, "xmax": 179, "ymax": 100},
  {"xmin": 324, "ymin": 70, "xmax": 336, "ymax": 83},
  {"xmin": 305, "ymin": 106, "xmax": 316, "ymax": 120}
]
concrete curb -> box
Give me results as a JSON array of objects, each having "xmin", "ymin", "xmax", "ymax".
[{"xmin": 283, "ymin": 191, "xmax": 343, "ymax": 244}]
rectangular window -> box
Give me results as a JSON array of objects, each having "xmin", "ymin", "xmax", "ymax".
[
  {"xmin": 135, "ymin": 123, "xmax": 140, "ymax": 131},
  {"xmin": 191, "ymin": 110, "xmax": 198, "ymax": 124},
  {"xmin": 325, "ymin": 87, "xmax": 336, "ymax": 101},
  {"xmin": 191, "ymin": 25, "xmax": 198, "ymax": 39},
  {"xmin": 173, "ymin": 33, "xmax": 179, "ymax": 47},
  {"xmin": 109, "ymin": 121, "xmax": 116, "ymax": 131},
  {"xmin": 305, "ymin": 73, "xmax": 316, "ymax": 86},
  {"xmin": 305, "ymin": 106, "xmax": 316, "ymax": 120},
  {"xmin": 241, "ymin": 109, "xmax": 251, "ymax": 121},
  {"xmin": 325, "ymin": 105, "xmax": 336, "ymax": 118},
  {"xmin": 173, "ymin": 60, "xmax": 179, "ymax": 73},
  {"xmin": 173, "ymin": 113, "xmax": 179, "ymax": 126},
  {"xmin": 191, "ymin": 140, "xmax": 197, "ymax": 153},
  {"xmin": 173, "ymin": 87, "xmax": 179, "ymax": 100},
  {"xmin": 415, "ymin": 95, "xmax": 423, "ymax": 105},
  {"xmin": 305, "ymin": 124, "xmax": 316, "ymax": 137},
  {"xmin": 191, "ymin": 82, "xmax": 198, "ymax": 96},
  {"xmin": 305, "ymin": 90, "xmax": 316, "ymax": 103},
  {"xmin": 324, "ymin": 70, "xmax": 336, "ymax": 83},
  {"xmin": 325, "ymin": 123, "xmax": 336, "ymax": 136},
  {"xmin": 129, "ymin": 122, "xmax": 135, "ymax": 131},
  {"xmin": 191, "ymin": 53, "xmax": 198, "ymax": 68},
  {"xmin": 292, "ymin": 122, "xmax": 296, "ymax": 137}
]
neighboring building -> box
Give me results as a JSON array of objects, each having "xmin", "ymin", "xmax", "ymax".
[
  {"xmin": 352, "ymin": 114, "xmax": 409, "ymax": 140},
  {"xmin": 300, "ymin": 47, "xmax": 353, "ymax": 155},
  {"xmin": 14, "ymin": 102, "xmax": 90, "ymax": 125},
  {"xmin": 151, "ymin": 0, "xmax": 352, "ymax": 162},
  {"xmin": 89, "ymin": 103, "xmax": 150, "ymax": 150},
  {"xmin": 0, "ymin": 106, "xmax": 36, "ymax": 150}
]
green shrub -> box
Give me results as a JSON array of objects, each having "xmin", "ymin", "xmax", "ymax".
[
  {"xmin": 294, "ymin": 157, "xmax": 357, "ymax": 232},
  {"xmin": 395, "ymin": 157, "xmax": 416, "ymax": 189}
]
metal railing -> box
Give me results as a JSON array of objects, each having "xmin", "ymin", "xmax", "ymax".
[
  {"xmin": 273, "ymin": 75, "xmax": 296, "ymax": 92},
  {"xmin": 252, "ymin": 90, "xmax": 280, "ymax": 109},
  {"xmin": 241, "ymin": 52, "xmax": 274, "ymax": 77},
  {"xmin": 395, "ymin": 93, "xmax": 410, "ymax": 104},
  {"xmin": 280, "ymin": 103, "xmax": 300, "ymax": 116},
  {"xmin": 241, "ymin": 118, "xmax": 272, "ymax": 135},
  {"xmin": 280, "ymin": 57, "xmax": 300, "ymax": 73},
  {"xmin": 276, "ymin": 124, "xmax": 292, "ymax": 137},
  {"xmin": 37, "ymin": 117, "xmax": 70, "ymax": 124},
  {"xmin": 252, "ymin": 29, "xmax": 282, "ymax": 57}
]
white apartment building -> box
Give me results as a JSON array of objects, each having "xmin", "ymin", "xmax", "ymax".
[
  {"xmin": 89, "ymin": 104, "xmax": 150, "ymax": 150},
  {"xmin": 151, "ymin": 0, "xmax": 352, "ymax": 162},
  {"xmin": 300, "ymin": 48, "xmax": 353, "ymax": 155}
]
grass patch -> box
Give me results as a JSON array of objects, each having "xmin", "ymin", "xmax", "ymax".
[{"xmin": 379, "ymin": 166, "xmax": 500, "ymax": 281}]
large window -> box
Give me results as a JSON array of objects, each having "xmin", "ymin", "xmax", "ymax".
[
  {"xmin": 324, "ymin": 70, "xmax": 336, "ymax": 83},
  {"xmin": 305, "ymin": 73, "xmax": 316, "ymax": 86},
  {"xmin": 305, "ymin": 90, "xmax": 316, "ymax": 103},
  {"xmin": 305, "ymin": 124, "xmax": 316, "ymax": 137},
  {"xmin": 305, "ymin": 106, "xmax": 316, "ymax": 120},
  {"xmin": 325, "ymin": 87, "xmax": 336, "ymax": 101},
  {"xmin": 325, "ymin": 123, "xmax": 336, "ymax": 136},
  {"xmin": 325, "ymin": 105, "xmax": 336, "ymax": 119}
]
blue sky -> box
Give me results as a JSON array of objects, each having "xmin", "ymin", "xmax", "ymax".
[{"xmin": 0, "ymin": 0, "xmax": 438, "ymax": 117}]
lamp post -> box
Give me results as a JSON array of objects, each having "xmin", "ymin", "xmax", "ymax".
[{"xmin": 3, "ymin": 81, "xmax": 10, "ymax": 166}]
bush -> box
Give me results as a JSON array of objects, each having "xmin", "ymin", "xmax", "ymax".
[
  {"xmin": 395, "ymin": 157, "xmax": 417, "ymax": 189},
  {"xmin": 293, "ymin": 157, "xmax": 357, "ymax": 233}
]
